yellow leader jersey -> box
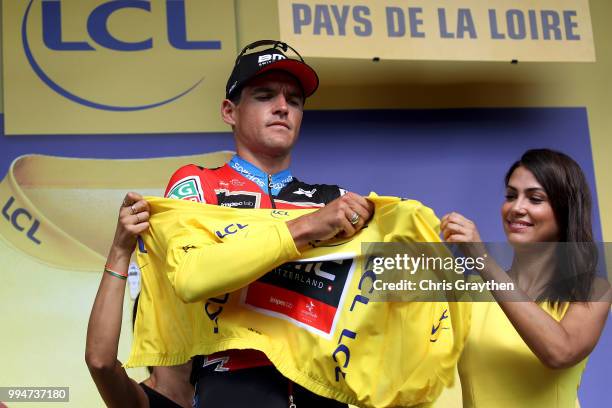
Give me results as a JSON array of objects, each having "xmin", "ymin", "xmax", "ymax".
[
  {"xmin": 458, "ymin": 302, "xmax": 587, "ymax": 408},
  {"xmin": 0, "ymin": 152, "xmax": 232, "ymax": 407},
  {"xmin": 127, "ymin": 196, "xmax": 471, "ymax": 408}
]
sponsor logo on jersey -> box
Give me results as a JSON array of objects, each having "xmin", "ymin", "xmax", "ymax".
[
  {"xmin": 230, "ymin": 161, "xmax": 266, "ymax": 188},
  {"xmin": 221, "ymin": 201, "xmax": 252, "ymax": 208},
  {"xmin": 293, "ymin": 188, "xmax": 317, "ymax": 198},
  {"xmin": 219, "ymin": 179, "xmax": 245, "ymax": 188},
  {"xmin": 215, "ymin": 189, "xmax": 261, "ymax": 208},
  {"xmin": 271, "ymin": 210, "xmax": 289, "ymax": 218},
  {"xmin": 269, "ymin": 297, "xmax": 294, "ymax": 309},
  {"xmin": 137, "ymin": 236, "xmax": 148, "ymax": 253},
  {"xmin": 332, "ymin": 256, "xmax": 379, "ymax": 382},
  {"xmin": 229, "ymin": 160, "xmax": 293, "ymax": 192},
  {"xmin": 215, "ymin": 223, "xmax": 248, "ymax": 239},
  {"xmin": 241, "ymin": 253, "xmax": 357, "ymax": 338},
  {"xmin": 127, "ymin": 262, "xmax": 141, "ymax": 300},
  {"xmin": 167, "ymin": 176, "xmax": 204, "ymax": 202},
  {"xmin": 269, "ymin": 174, "xmax": 293, "ymax": 191},
  {"xmin": 202, "ymin": 356, "xmax": 230, "ymax": 372},
  {"xmin": 430, "ymin": 308, "xmax": 449, "ymax": 343}
]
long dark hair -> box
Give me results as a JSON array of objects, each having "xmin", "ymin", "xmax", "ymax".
[{"xmin": 505, "ymin": 149, "xmax": 597, "ymax": 302}]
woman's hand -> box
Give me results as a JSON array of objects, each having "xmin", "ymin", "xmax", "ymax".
[
  {"xmin": 440, "ymin": 211, "xmax": 488, "ymax": 261},
  {"xmin": 111, "ymin": 192, "xmax": 150, "ymax": 257},
  {"xmin": 440, "ymin": 212, "xmax": 482, "ymax": 243},
  {"xmin": 86, "ymin": 191, "xmax": 152, "ymax": 408}
]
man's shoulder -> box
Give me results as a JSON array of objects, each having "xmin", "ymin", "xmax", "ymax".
[
  {"xmin": 167, "ymin": 163, "xmax": 227, "ymax": 183},
  {"xmin": 164, "ymin": 163, "xmax": 226, "ymax": 201},
  {"xmin": 289, "ymin": 177, "xmax": 344, "ymax": 193},
  {"xmin": 171, "ymin": 163, "xmax": 224, "ymax": 176}
]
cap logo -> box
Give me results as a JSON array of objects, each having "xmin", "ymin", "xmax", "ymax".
[{"xmin": 257, "ymin": 54, "xmax": 287, "ymax": 65}]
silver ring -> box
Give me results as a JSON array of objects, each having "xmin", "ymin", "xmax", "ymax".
[
  {"xmin": 349, "ymin": 212, "xmax": 360, "ymax": 225},
  {"xmin": 131, "ymin": 204, "xmax": 137, "ymax": 215}
]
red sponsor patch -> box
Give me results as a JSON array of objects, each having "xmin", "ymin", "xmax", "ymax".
[{"xmin": 241, "ymin": 254, "xmax": 356, "ymax": 338}]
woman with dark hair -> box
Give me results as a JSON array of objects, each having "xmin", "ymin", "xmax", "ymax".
[
  {"xmin": 440, "ymin": 149, "xmax": 610, "ymax": 407},
  {"xmin": 85, "ymin": 192, "xmax": 194, "ymax": 408}
]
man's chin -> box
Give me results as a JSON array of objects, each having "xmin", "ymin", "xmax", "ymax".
[
  {"xmin": 257, "ymin": 143, "xmax": 293, "ymax": 158},
  {"xmin": 260, "ymin": 136, "xmax": 296, "ymax": 153}
]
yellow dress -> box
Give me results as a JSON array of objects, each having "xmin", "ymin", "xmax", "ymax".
[{"xmin": 459, "ymin": 302, "xmax": 587, "ymax": 407}]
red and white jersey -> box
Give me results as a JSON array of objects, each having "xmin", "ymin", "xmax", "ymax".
[{"xmin": 165, "ymin": 161, "xmax": 343, "ymax": 209}]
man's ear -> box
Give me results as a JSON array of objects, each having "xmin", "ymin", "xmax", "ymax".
[{"xmin": 221, "ymin": 99, "xmax": 237, "ymax": 126}]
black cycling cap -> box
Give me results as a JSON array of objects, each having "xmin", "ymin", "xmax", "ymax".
[{"xmin": 225, "ymin": 40, "xmax": 319, "ymax": 100}]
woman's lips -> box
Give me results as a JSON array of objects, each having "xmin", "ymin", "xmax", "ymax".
[{"xmin": 507, "ymin": 220, "xmax": 533, "ymax": 232}]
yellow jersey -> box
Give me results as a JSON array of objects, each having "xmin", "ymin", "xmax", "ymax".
[
  {"xmin": 459, "ymin": 302, "xmax": 586, "ymax": 407},
  {"xmin": 127, "ymin": 196, "xmax": 471, "ymax": 408}
]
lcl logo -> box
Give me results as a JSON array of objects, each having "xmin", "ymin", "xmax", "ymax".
[
  {"xmin": 40, "ymin": 0, "xmax": 220, "ymax": 51},
  {"xmin": 215, "ymin": 223, "xmax": 248, "ymax": 239},
  {"xmin": 2, "ymin": 197, "xmax": 42, "ymax": 245},
  {"xmin": 22, "ymin": 0, "xmax": 223, "ymax": 111}
]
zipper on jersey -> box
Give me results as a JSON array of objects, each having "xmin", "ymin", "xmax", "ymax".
[
  {"xmin": 268, "ymin": 174, "xmax": 277, "ymax": 209},
  {"xmin": 288, "ymin": 379, "xmax": 296, "ymax": 408}
]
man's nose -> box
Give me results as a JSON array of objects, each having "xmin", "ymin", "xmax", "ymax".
[{"xmin": 272, "ymin": 94, "xmax": 289, "ymax": 115}]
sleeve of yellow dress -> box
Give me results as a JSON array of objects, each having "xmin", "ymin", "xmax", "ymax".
[{"xmin": 165, "ymin": 222, "xmax": 301, "ymax": 303}]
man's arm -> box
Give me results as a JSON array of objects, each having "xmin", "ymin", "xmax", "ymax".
[
  {"xmin": 287, "ymin": 192, "xmax": 373, "ymax": 250},
  {"xmin": 166, "ymin": 193, "xmax": 374, "ymax": 302}
]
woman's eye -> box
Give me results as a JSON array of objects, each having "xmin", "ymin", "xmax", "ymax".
[
  {"xmin": 530, "ymin": 197, "xmax": 544, "ymax": 204},
  {"xmin": 504, "ymin": 194, "xmax": 516, "ymax": 201}
]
